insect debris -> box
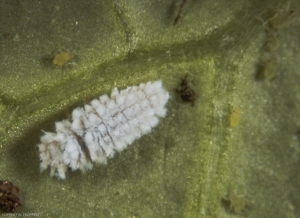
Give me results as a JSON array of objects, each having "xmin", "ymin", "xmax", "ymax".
[
  {"xmin": 173, "ymin": 0, "xmax": 188, "ymax": 26},
  {"xmin": 176, "ymin": 74, "xmax": 197, "ymax": 106}
]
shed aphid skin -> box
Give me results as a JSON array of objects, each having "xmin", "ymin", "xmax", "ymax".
[
  {"xmin": 37, "ymin": 80, "xmax": 169, "ymax": 179},
  {"xmin": 255, "ymin": 3, "xmax": 296, "ymax": 80}
]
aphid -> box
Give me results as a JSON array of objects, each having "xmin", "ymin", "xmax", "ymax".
[
  {"xmin": 176, "ymin": 74, "xmax": 196, "ymax": 106},
  {"xmin": 53, "ymin": 51, "xmax": 75, "ymax": 67},
  {"xmin": 255, "ymin": 3, "xmax": 296, "ymax": 80},
  {"xmin": 256, "ymin": 2, "xmax": 296, "ymax": 32},
  {"xmin": 261, "ymin": 4, "xmax": 296, "ymax": 53},
  {"xmin": 228, "ymin": 108, "xmax": 242, "ymax": 127},
  {"xmin": 266, "ymin": 2, "xmax": 296, "ymax": 31},
  {"xmin": 255, "ymin": 54, "xmax": 278, "ymax": 80},
  {"xmin": 263, "ymin": 30, "xmax": 281, "ymax": 52},
  {"xmin": 222, "ymin": 192, "xmax": 247, "ymax": 213}
]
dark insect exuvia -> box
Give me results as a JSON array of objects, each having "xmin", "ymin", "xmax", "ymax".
[{"xmin": 176, "ymin": 74, "xmax": 196, "ymax": 106}]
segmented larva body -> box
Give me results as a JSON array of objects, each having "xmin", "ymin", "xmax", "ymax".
[{"xmin": 38, "ymin": 80, "xmax": 169, "ymax": 179}]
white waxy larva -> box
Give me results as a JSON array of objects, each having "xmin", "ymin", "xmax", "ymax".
[{"xmin": 37, "ymin": 80, "xmax": 169, "ymax": 179}]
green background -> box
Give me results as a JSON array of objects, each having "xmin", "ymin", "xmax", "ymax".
[{"xmin": 0, "ymin": 0, "xmax": 300, "ymax": 217}]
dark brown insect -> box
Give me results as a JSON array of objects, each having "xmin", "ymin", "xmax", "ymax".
[
  {"xmin": 176, "ymin": 74, "xmax": 196, "ymax": 106},
  {"xmin": 0, "ymin": 180, "xmax": 22, "ymax": 213}
]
